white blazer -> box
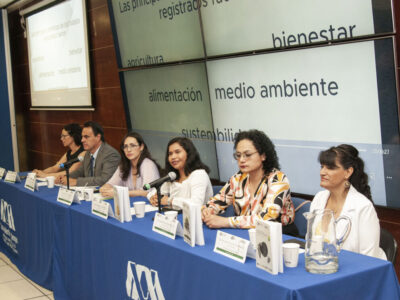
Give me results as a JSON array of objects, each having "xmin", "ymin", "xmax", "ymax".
[{"xmin": 310, "ymin": 185, "xmax": 386, "ymax": 260}]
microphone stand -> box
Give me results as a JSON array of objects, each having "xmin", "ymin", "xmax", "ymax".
[
  {"xmin": 65, "ymin": 165, "xmax": 71, "ymax": 190},
  {"xmin": 151, "ymin": 185, "xmax": 163, "ymax": 221},
  {"xmin": 152, "ymin": 184, "xmax": 182, "ymax": 218},
  {"xmin": 157, "ymin": 186, "xmax": 162, "ymax": 214}
]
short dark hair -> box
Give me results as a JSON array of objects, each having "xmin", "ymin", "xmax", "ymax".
[
  {"xmin": 164, "ymin": 137, "xmax": 209, "ymax": 180},
  {"xmin": 83, "ymin": 121, "xmax": 105, "ymax": 142},
  {"xmin": 63, "ymin": 123, "xmax": 82, "ymax": 146},
  {"xmin": 319, "ymin": 144, "xmax": 372, "ymax": 201},
  {"xmin": 234, "ymin": 129, "xmax": 280, "ymax": 174}
]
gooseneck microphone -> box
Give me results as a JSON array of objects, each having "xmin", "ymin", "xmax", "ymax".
[
  {"xmin": 143, "ymin": 172, "xmax": 177, "ymax": 190},
  {"xmin": 59, "ymin": 156, "xmax": 84, "ymax": 169}
]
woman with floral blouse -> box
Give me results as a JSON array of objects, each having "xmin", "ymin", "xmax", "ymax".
[{"xmin": 202, "ymin": 129, "xmax": 298, "ymax": 236}]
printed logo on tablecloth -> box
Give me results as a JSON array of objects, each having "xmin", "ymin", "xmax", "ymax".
[
  {"xmin": 0, "ymin": 199, "xmax": 18, "ymax": 254},
  {"xmin": 126, "ymin": 261, "xmax": 165, "ymax": 300}
]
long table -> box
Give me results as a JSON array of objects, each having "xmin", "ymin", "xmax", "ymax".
[{"xmin": 0, "ymin": 179, "xmax": 399, "ymax": 299}]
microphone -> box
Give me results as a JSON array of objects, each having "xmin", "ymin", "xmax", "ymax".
[
  {"xmin": 143, "ymin": 172, "xmax": 177, "ymax": 190},
  {"xmin": 59, "ymin": 156, "xmax": 84, "ymax": 169}
]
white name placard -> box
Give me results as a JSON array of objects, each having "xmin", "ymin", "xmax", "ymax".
[
  {"xmin": 152, "ymin": 212, "xmax": 179, "ymax": 240},
  {"xmin": 91, "ymin": 200, "xmax": 114, "ymax": 219},
  {"xmin": 213, "ymin": 230, "xmax": 250, "ymax": 264},
  {"xmin": 4, "ymin": 171, "xmax": 20, "ymax": 184},
  {"xmin": 24, "ymin": 173, "xmax": 37, "ymax": 192},
  {"xmin": 57, "ymin": 188, "xmax": 80, "ymax": 206}
]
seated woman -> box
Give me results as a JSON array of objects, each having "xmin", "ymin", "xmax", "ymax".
[
  {"xmin": 100, "ymin": 132, "xmax": 160, "ymax": 197},
  {"xmin": 202, "ymin": 129, "xmax": 298, "ymax": 236},
  {"xmin": 149, "ymin": 137, "xmax": 213, "ymax": 209},
  {"xmin": 33, "ymin": 123, "xmax": 85, "ymax": 177},
  {"xmin": 310, "ymin": 144, "xmax": 386, "ymax": 259}
]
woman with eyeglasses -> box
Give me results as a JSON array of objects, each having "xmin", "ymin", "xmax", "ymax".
[
  {"xmin": 202, "ymin": 129, "xmax": 298, "ymax": 235},
  {"xmin": 148, "ymin": 137, "xmax": 213, "ymax": 209},
  {"xmin": 33, "ymin": 123, "xmax": 85, "ymax": 177},
  {"xmin": 99, "ymin": 132, "xmax": 160, "ymax": 197}
]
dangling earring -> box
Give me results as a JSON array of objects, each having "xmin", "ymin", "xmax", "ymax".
[{"xmin": 344, "ymin": 180, "xmax": 350, "ymax": 188}]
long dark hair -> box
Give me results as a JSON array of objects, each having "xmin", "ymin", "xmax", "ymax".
[
  {"xmin": 319, "ymin": 144, "xmax": 372, "ymax": 201},
  {"xmin": 234, "ymin": 129, "xmax": 280, "ymax": 174},
  {"xmin": 164, "ymin": 137, "xmax": 209, "ymax": 180},
  {"xmin": 119, "ymin": 132, "xmax": 159, "ymax": 181},
  {"xmin": 63, "ymin": 123, "xmax": 82, "ymax": 146}
]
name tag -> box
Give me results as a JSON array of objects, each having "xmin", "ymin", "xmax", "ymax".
[
  {"xmin": 24, "ymin": 173, "xmax": 37, "ymax": 192},
  {"xmin": 152, "ymin": 212, "xmax": 179, "ymax": 240},
  {"xmin": 91, "ymin": 200, "xmax": 114, "ymax": 219},
  {"xmin": 0, "ymin": 168, "xmax": 6, "ymax": 179},
  {"xmin": 57, "ymin": 188, "xmax": 80, "ymax": 206},
  {"xmin": 4, "ymin": 171, "xmax": 20, "ymax": 184},
  {"xmin": 214, "ymin": 230, "xmax": 250, "ymax": 264}
]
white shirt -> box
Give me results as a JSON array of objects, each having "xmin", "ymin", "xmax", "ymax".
[
  {"xmin": 91, "ymin": 144, "xmax": 102, "ymax": 168},
  {"xmin": 310, "ymin": 185, "xmax": 386, "ymax": 260},
  {"xmin": 160, "ymin": 169, "xmax": 213, "ymax": 209}
]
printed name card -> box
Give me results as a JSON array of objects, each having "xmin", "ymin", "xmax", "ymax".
[
  {"xmin": 57, "ymin": 188, "xmax": 80, "ymax": 206},
  {"xmin": 91, "ymin": 200, "xmax": 114, "ymax": 219},
  {"xmin": 24, "ymin": 173, "xmax": 37, "ymax": 192},
  {"xmin": 0, "ymin": 168, "xmax": 6, "ymax": 179},
  {"xmin": 152, "ymin": 212, "xmax": 179, "ymax": 240},
  {"xmin": 213, "ymin": 230, "xmax": 250, "ymax": 264},
  {"xmin": 4, "ymin": 171, "xmax": 20, "ymax": 184}
]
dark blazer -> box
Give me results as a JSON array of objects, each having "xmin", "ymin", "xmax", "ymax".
[{"xmin": 70, "ymin": 142, "xmax": 120, "ymax": 186}]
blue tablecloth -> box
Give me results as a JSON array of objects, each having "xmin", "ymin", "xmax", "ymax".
[{"xmin": 0, "ymin": 179, "xmax": 399, "ymax": 300}]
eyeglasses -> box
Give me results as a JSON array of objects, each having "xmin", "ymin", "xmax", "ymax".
[
  {"xmin": 60, "ymin": 134, "xmax": 70, "ymax": 139},
  {"xmin": 123, "ymin": 144, "xmax": 139, "ymax": 150},
  {"xmin": 233, "ymin": 151, "xmax": 258, "ymax": 160}
]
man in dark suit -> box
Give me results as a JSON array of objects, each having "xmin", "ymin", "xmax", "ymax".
[{"xmin": 57, "ymin": 121, "xmax": 120, "ymax": 186}]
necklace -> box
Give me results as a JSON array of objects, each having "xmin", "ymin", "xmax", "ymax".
[{"xmin": 326, "ymin": 199, "xmax": 343, "ymax": 217}]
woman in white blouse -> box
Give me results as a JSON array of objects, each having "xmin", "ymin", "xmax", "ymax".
[
  {"xmin": 310, "ymin": 144, "xmax": 386, "ymax": 260},
  {"xmin": 149, "ymin": 137, "xmax": 213, "ymax": 209},
  {"xmin": 100, "ymin": 132, "xmax": 160, "ymax": 197}
]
